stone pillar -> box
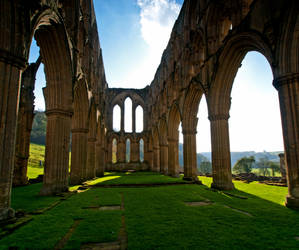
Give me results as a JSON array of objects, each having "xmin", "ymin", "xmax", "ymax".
[
  {"xmin": 153, "ymin": 146, "xmax": 160, "ymax": 172},
  {"xmin": 159, "ymin": 144, "xmax": 168, "ymax": 174},
  {"xmin": 274, "ymin": 74, "xmax": 299, "ymax": 208},
  {"xmin": 132, "ymin": 105, "xmax": 136, "ymax": 133},
  {"xmin": 70, "ymin": 128, "xmax": 88, "ymax": 184},
  {"xmin": 183, "ymin": 130, "xmax": 200, "ymax": 182},
  {"xmin": 108, "ymin": 140, "xmax": 113, "ymax": 164},
  {"xmin": 168, "ymin": 138, "xmax": 180, "ymax": 177},
  {"xmin": 0, "ymin": 57, "xmax": 25, "ymax": 220},
  {"xmin": 131, "ymin": 138, "xmax": 139, "ymax": 162},
  {"xmin": 278, "ymin": 153, "xmax": 287, "ymax": 183},
  {"xmin": 209, "ymin": 114, "xmax": 234, "ymax": 190},
  {"xmin": 148, "ymin": 149, "xmax": 154, "ymax": 170},
  {"xmin": 13, "ymin": 104, "xmax": 34, "ymax": 186},
  {"xmin": 86, "ymin": 137, "xmax": 96, "ymax": 180},
  {"xmin": 117, "ymin": 137, "xmax": 126, "ymax": 163},
  {"xmin": 121, "ymin": 105, "xmax": 124, "ymax": 132},
  {"xmin": 95, "ymin": 141, "xmax": 104, "ymax": 176},
  {"xmin": 14, "ymin": 58, "xmax": 41, "ymax": 186},
  {"xmin": 39, "ymin": 110, "xmax": 72, "ymax": 195}
]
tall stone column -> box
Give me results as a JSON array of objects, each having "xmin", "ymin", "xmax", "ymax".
[
  {"xmin": 107, "ymin": 140, "xmax": 113, "ymax": 164},
  {"xmin": 95, "ymin": 141, "xmax": 104, "ymax": 176},
  {"xmin": 209, "ymin": 114, "xmax": 234, "ymax": 190},
  {"xmin": 278, "ymin": 153, "xmax": 286, "ymax": 183},
  {"xmin": 0, "ymin": 58, "xmax": 25, "ymax": 220},
  {"xmin": 148, "ymin": 149, "xmax": 154, "ymax": 170},
  {"xmin": 153, "ymin": 146, "xmax": 160, "ymax": 172},
  {"xmin": 39, "ymin": 110, "xmax": 72, "ymax": 195},
  {"xmin": 159, "ymin": 144, "xmax": 168, "ymax": 174},
  {"xmin": 121, "ymin": 105, "xmax": 124, "ymax": 132},
  {"xmin": 132, "ymin": 105, "xmax": 136, "ymax": 133},
  {"xmin": 131, "ymin": 138, "xmax": 139, "ymax": 162},
  {"xmin": 86, "ymin": 137, "xmax": 96, "ymax": 180},
  {"xmin": 14, "ymin": 58, "xmax": 41, "ymax": 186},
  {"xmin": 168, "ymin": 138, "xmax": 180, "ymax": 177},
  {"xmin": 183, "ymin": 130, "xmax": 200, "ymax": 182},
  {"xmin": 274, "ymin": 74, "xmax": 299, "ymax": 208},
  {"xmin": 70, "ymin": 128, "xmax": 88, "ymax": 184}
]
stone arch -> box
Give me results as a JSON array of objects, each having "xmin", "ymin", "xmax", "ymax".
[
  {"xmin": 30, "ymin": 10, "xmax": 74, "ymax": 195},
  {"xmin": 124, "ymin": 97, "xmax": 133, "ymax": 133},
  {"xmin": 152, "ymin": 127, "xmax": 160, "ymax": 172},
  {"xmin": 167, "ymin": 103, "xmax": 182, "ymax": 177},
  {"xmin": 139, "ymin": 138, "xmax": 145, "ymax": 163},
  {"xmin": 272, "ymin": 2, "xmax": 299, "ymax": 208},
  {"xmin": 95, "ymin": 114, "xmax": 105, "ymax": 177},
  {"xmin": 86, "ymin": 101, "xmax": 97, "ymax": 179},
  {"xmin": 168, "ymin": 103, "xmax": 182, "ymax": 139},
  {"xmin": 112, "ymin": 137, "xmax": 118, "ymax": 164},
  {"xmin": 112, "ymin": 104, "xmax": 121, "ymax": 132},
  {"xmin": 158, "ymin": 118, "xmax": 168, "ymax": 174},
  {"xmin": 182, "ymin": 83, "xmax": 204, "ymax": 133},
  {"xmin": 70, "ymin": 77, "xmax": 90, "ymax": 184},
  {"xmin": 135, "ymin": 104, "xmax": 144, "ymax": 133},
  {"xmin": 207, "ymin": 31, "xmax": 274, "ymax": 190},
  {"xmin": 126, "ymin": 138, "xmax": 131, "ymax": 163},
  {"xmin": 208, "ymin": 32, "xmax": 274, "ymax": 117}
]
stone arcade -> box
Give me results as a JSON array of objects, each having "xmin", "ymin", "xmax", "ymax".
[{"xmin": 0, "ymin": 0, "xmax": 298, "ymax": 220}]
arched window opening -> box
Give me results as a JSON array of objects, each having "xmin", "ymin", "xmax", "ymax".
[
  {"xmin": 124, "ymin": 97, "xmax": 132, "ymax": 132},
  {"xmin": 112, "ymin": 138, "xmax": 117, "ymax": 164},
  {"xmin": 139, "ymin": 139, "xmax": 144, "ymax": 162},
  {"xmin": 178, "ymin": 122, "xmax": 183, "ymax": 169},
  {"xmin": 197, "ymin": 95, "xmax": 212, "ymax": 175},
  {"xmin": 126, "ymin": 138, "xmax": 131, "ymax": 163},
  {"xmin": 24, "ymin": 38, "xmax": 46, "ymax": 181},
  {"xmin": 113, "ymin": 105, "xmax": 121, "ymax": 132},
  {"xmin": 135, "ymin": 105, "xmax": 143, "ymax": 133},
  {"xmin": 229, "ymin": 51, "xmax": 283, "ymax": 176}
]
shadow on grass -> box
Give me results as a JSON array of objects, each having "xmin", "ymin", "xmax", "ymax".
[{"xmin": 5, "ymin": 173, "xmax": 299, "ymax": 250}]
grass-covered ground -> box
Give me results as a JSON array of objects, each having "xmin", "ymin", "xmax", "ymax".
[
  {"xmin": 27, "ymin": 143, "xmax": 45, "ymax": 179},
  {"xmin": 1, "ymin": 172, "xmax": 298, "ymax": 250}
]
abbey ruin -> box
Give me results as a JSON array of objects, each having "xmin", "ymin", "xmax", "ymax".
[{"xmin": 0, "ymin": 0, "xmax": 298, "ymax": 221}]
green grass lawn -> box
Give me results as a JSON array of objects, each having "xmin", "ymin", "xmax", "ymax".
[
  {"xmin": 27, "ymin": 143, "xmax": 45, "ymax": 179},
  {"xmin": 85, "ymin": 171, "xmax": 188, "ymax": 186},
  {"xmin": 1, "ymin": 172, "xmax": 298, "ymax": 249}
]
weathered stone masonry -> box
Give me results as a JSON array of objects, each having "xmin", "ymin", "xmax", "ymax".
[{"xmin": 0, "ymin": 0, "xmax": 298, "ymax": 220}]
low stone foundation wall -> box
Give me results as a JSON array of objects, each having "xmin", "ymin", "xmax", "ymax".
[{"xmin": 105, "ymin": 162, "xmax": 149, "ymax": 172}]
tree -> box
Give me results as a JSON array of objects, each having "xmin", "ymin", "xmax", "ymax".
[
  {"xmin": 268, "ymin": 161, "xmax": 280, "ymax": 176},
  {"xmin": 30, "ymin": 111, "xmax": 47, "ymax": 145},
  {"xmin": 233, "ymin": 156, "xmax": 255, "ymax": 174},
  {"xmin": 199, "ymin": 161, "xmax": 212, "ymax": 174},
  {"xmin": 256, "ymin": 157, "xmax": 270, "ymax": 176}
]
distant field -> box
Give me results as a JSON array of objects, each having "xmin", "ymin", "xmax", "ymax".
[{"xmin": 27, "ymin": 143, "xmax": 45, "ymax": 179}]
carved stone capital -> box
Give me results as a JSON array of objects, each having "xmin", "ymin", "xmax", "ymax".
[
  {"xmin": 208, "ymin": 114, "xmax": 230, "ymax": 121},
  {"xmin": 273, "ymin": 73, "xmax": 299, "ymax": 90},
  {"xmin": 0, "ymin": 49, "xmax": 26, "ymax": 69}
]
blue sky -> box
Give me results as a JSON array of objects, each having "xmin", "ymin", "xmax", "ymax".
[{"xmin": 29, "ymin": 0, "xmax": 283, "ymax": 152}]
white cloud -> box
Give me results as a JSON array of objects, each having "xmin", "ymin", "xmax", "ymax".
[
  {"xmin": 123, "ymin": 0, "xmax": 181, "ymax": 88},
  {"xmin": 137, "ymin": 0, "xmax": 180, "ymax": 50}
]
